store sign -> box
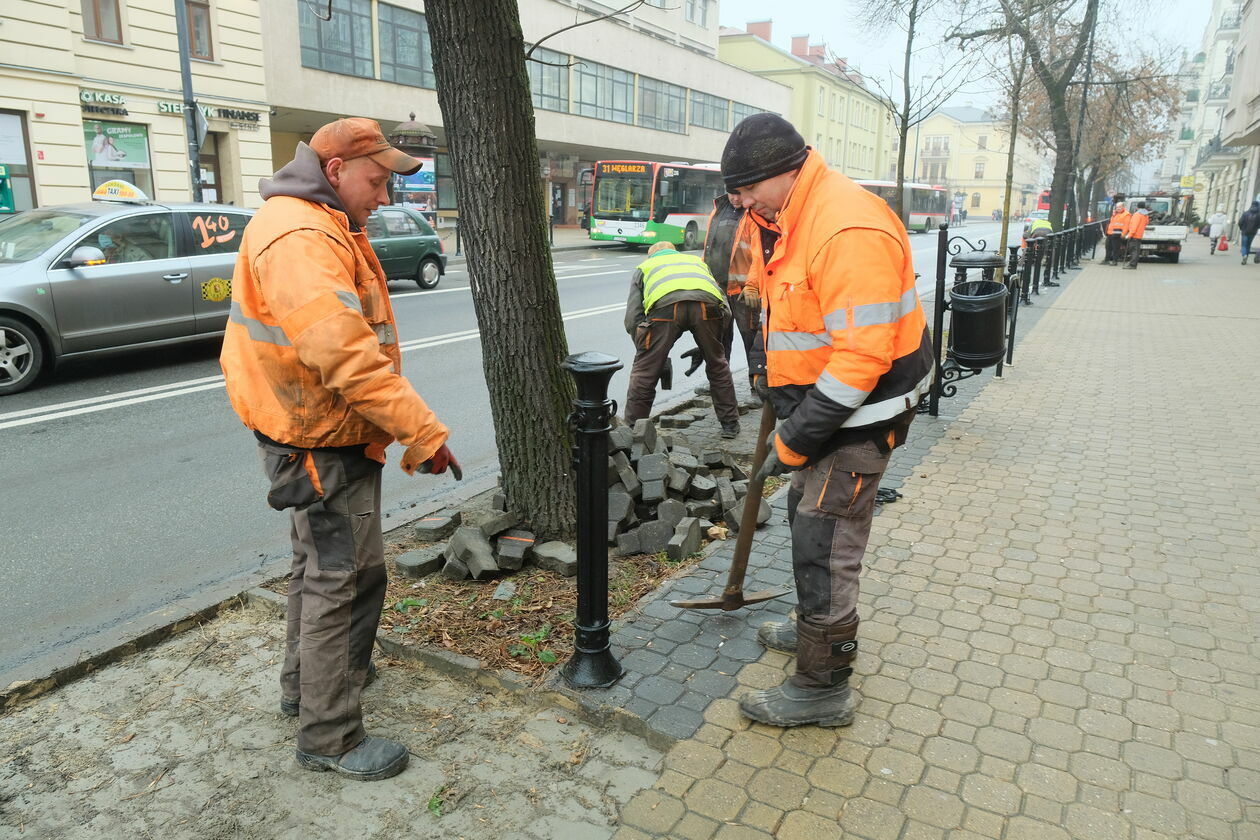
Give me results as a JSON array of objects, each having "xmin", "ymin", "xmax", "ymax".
[
  {"xmin": 80, "ymin": 90, "xmax": 128, "ymax": 116},
  {"xmin": 159, "ymin": 101, "xmax": 263, "ymax": 121},
  {"xmin": 84, "ymin": 121, "xmax": 151, "ymax": 170},
  {"xmin": 395, "ymin": 157, "xmax": 436, "ymax": 191},
  {"xmin": 1179, "ymin": 176, "xmax": 1195, "ymax": 189}
]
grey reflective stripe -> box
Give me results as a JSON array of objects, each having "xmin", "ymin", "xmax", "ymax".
[
  {"xmin": 335, "ymin": 290, "xmax": 363, "ymax": 313},
  {"xmin": 643, "ymin": 271, "xmax": 724, "ymax": 298},
  {"xmin": 823, "ymin": 288, "xmax": 920, "ymax": 333},
  {"xmin": 815, "ymin": 370, "xmax": 870, "ymax": 408},
  {"xmin": 900, "ymin": 287, "xmax": 919, "ymax": 317},
  {"xmin": 767, "ymin": 331, "xmax": 831, "ymax": 352},
  {"xmin": 373, "ymin": 323, "xmax": 398, "ymax": 345},
  {"xmin": 729, "ymin": 272, "xmax": 748, "ymax": 283},
  {"xmin": 229, "ymin": 301, "xmax": 291, "ymax": 346},
  {"xmin": 736, "ymin": 240, "xmax": 751, "ymax": 251},
  {"xmin": 823, "ymin": 310, "xmax": 847, "ymax": 332},
  {"xmin": 841, "ymin": 371, "xmax": 933, "ymax": 427}
]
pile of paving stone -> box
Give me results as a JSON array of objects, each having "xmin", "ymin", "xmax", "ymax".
[
  {"xmin": 608, "ymin": 418, "xmax": 770, "ymax": 560},
  {"xmin": 392, "ymin": 506, "xmax": 577, "ymax": 583}
]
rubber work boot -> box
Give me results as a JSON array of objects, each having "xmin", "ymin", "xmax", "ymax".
[
  {"xmin": 757, "ymin": 608, "xmax": 799, "ymax": 652},
  {"xmin": 296, "ymin": 736, "xmax": 409, "ymax": 781},
  {"xmin": 740, "ymin": 619, "xmax": 859, "ymax": 728},
  {"xmin": 720, "ymin": 421, "xmax": 741, "ymax": 439},
  {"xmin": 282, "ymin": 660, "xmax": 377, "ymax": 717}
]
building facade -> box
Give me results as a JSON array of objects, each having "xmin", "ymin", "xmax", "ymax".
[
  {"xmin": 0, "ymin": 0, "xmax": 273, "ymax": 211},
  {"xmin": 1220, "ymin": 0, "xmax": 1260, "ymax": 216},
  {"xmin": 716, "ymin": 21, "xmax": 890, "ymax": 180},
  {"xmin": 260, "ymin": 0, "xmax": 790, "ymax": 226},
  {"xmin": 909, "ymin": 106, "xmax": 1046, "ymax": 221}
]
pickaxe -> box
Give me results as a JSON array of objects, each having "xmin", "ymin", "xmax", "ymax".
[{"xmin": 671, "ymin": 400, "xmax": 792, "ymax": 611}]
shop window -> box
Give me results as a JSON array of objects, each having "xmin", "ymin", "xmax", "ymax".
[
  {"xmin": 689, "ymin": 90, "xmax": 729, "ymax": 131},
  {"xmin": 527, "ymin": 46, "xmax": 570, "ymax": 113},
  {"xmin": 81, "ymin": 0, "xmax": 122, "ymax": 43},
  {"xmin": 186, "ymin": 0, "xmax": 213, "ymax": 60},
  {"xmin": 435, "ymin": 152, "xmax": 457, "ymax": 211},
  {"xmin": 638, "ymin": 77, "xmax": 686, "ymax": 133},
  {"xmin": 0, "ymin": 112, "xmax": 36, "ymax": 213},
  {"xmin": 299, "ymin": 0, "xmax": 374, "ymax": 79},
  {"xmin": 573, "ymin": 60, "xmax": 634, "ymax": 125},
  {"xmin": 83, "ymin": 120, "xmax": 155, "ymax": 198},
  {"xmin": 379, "ymin": 3, "xmax": 435, "ymax": 88}
]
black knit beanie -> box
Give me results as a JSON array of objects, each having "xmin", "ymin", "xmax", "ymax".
[{"xmin": 721, "ymin": 114, "xmax": 809, "ymax": 191}]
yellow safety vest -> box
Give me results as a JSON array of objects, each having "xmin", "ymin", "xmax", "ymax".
[
  {"xmin": 1028, "ymin": 219, "xmax": 1053, "ymax": 235},
  {"xmin": 639, "ymin": 250, "xmax": 725, "ymax": 315}
]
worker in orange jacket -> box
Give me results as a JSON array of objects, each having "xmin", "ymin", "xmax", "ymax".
[
  {"xmin": 722, "ymin": 114, "xmax": 933, "ymax": 728},
  {"xmin": 1104, "ymin": 198, "xmax": 1129, "ymax": 265},
  {"xmin": 1122, "ymin": 201, "xmax": 1151, "ymax": 269},
  {"xmin": 703, "ymin": 193, "xmax": 763, "ymax": 383},
  {"xmin": 220, "ymin": 118, "xmax": 459, "ymax": 781}
]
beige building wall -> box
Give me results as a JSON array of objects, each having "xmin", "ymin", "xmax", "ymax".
[
  {"xmin": 912, "ymin": 109, "xmax": 1045, "ymax": 220},
  {"xmin": 718, "ymin": 26, "xmax": 889, "ymax": 180},
  {"xmin": 1, "ymin": 0, "xmax": 272, "ymax": 210}
]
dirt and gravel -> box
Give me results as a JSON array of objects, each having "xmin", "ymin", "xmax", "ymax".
[{"xmin": 0, "ymin": 604, "xmax": 662, "ymax": 840}]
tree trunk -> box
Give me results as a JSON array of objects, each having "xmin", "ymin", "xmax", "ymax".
[
  {"xmin": 893, "ymin": 0, "xmax": 920, "ymax": 225},
  {"xmin": 996, "ymin": 49, "xmax": 1027, "ymax": 283},
  {"xmin": 1046, "ymin": 95, "xmax": 1075, "ymax": 231},
  {"xmin": 425, "ymin": 0, "xmax": 577, "ymax": 539}
]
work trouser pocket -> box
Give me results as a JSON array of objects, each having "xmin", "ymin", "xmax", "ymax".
[
  {"xmin": 307, "ymin": 453, "xmax": 382, "ymax": 574},
  {"xmin": 813, "ymin": 440, "xmax": 889, "ymax": 518},
  {"xmin": 259, "ymin": 443, "xmax": 322, "ymax": 512}
]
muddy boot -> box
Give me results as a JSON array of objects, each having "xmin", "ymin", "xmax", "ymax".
[
  {"xmin": 740, "ymin": 618, "xmax": 858, "ymax": 728},
  {"xmin": 282, "ymin": 660, "xmax": 377, "ymax": 717},
  {"xmin": 757, "ymin": 609, "xmax": 798, "ymax": 652},
  {"xmin": 296, "ymin": 735, "xmax": 409, "ymax": 781}
]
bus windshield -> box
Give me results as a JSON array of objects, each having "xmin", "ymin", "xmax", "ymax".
[{"xmin": 594, "ymin": 164, "xmax": 653, "ymax": 222}]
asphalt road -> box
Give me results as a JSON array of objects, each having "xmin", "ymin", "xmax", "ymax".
[{"xmin": 0, "ymin": 220, "xmax": 1020, "ymax": 679}]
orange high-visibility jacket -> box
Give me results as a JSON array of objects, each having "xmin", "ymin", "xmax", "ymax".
[
  {"xmin": 1125, "ymin": 210, "xmax": 1150, "ymax": 240},
  {"xmin": 703, "ymin": 196, "xmax": 761, "ymax": 296},
  {"xmin": 1108, "ymin": 206, "xmax": 1130, "ymax": 235},
  {"xmin": 752, "ymin": 150, "xmax": 933, "ymax": 465},
  {"xmin": 220, "ymin": 172, "xmax": 447, "ymax": 469}
]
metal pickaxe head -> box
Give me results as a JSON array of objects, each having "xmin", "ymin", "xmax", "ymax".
[{"xmin": 670, "ymin": 586, "xmax": 792, "ymax": 611}]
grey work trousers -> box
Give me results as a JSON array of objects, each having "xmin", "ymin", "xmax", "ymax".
[
  {"xmin": 786, "ymin": 438, "xmax": 890, "ymax": 685},
  {"xmin": 1125, "ymin": 238, "xmax": 1143, "ymax": 268},
  {"xmin": 258, "ymin": 440, "xmax": 386, "ymax": 756}
]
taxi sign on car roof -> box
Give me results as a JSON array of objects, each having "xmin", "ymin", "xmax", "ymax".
[{"xmin": 91, "ymin": 179, "xmax": 149, "ymax": 203}]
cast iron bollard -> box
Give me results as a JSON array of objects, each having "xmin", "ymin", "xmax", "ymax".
[
  {"xmin": 1020, "ymin": 240, "xmax": 1034, "ymax": 304},
  {"xmin": 561, "ymin": 351, "xmax": 626, "ymax": 689},
  {"xmin": 1046, "ymin": 234, "xmax": 1061, "ymax": 286}
]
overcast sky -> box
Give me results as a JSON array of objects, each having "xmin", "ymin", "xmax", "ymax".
[{"xmin": 717, "ymin": 0, "xmax": 1212, "ymax": 108}]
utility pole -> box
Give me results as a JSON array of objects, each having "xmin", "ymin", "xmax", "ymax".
[{"xmin": 173, "ymin": 0, "xmax": 202, "ymax": 202}]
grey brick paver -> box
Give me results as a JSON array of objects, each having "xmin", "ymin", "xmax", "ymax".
[{"xmin": 609, "ymin": 243, "xmax": 1260, "ymax": 837}]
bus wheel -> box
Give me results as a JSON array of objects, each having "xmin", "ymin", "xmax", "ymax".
[
  {"xmin": 923, "ymin": 218, "xmax": 933, "ymax": 233},
  {"xmin": 683, "ymin": 222, "xmax": 699, "ymax": 250}
]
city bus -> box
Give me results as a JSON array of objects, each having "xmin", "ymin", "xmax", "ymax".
[
  {"xmin": 588, "ymin": 160, "xmax": 724, "ymax": 249},
  {"xmin": 1036, "ymin": 189, "xmax": 1052, "ymax": 211},
  {"xmin": 854, "ymin": 180, "xmax": 950, "ymax": 232}
]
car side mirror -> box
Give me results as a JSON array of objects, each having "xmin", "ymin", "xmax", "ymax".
[{"xmin": 69, "ymin": 245, "xmax": 107, "ymax": 267}]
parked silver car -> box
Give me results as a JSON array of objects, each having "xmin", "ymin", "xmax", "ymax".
[{"xmin": 0, "ymin": 201, "xmax": 253, "ymax": 394}]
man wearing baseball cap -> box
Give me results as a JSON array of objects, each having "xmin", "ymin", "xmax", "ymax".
[
  {"xmin": 221, "ymin": 118, "xmax": 460, "ymax": 780},
  {"xmin": 724, "ymin": 114, "xmax": 934, "ymax": 728}
]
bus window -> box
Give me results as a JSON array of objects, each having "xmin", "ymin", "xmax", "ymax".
[{"xmin": 657, "ymin": 167, "xmax": 724, "ymax": 216}]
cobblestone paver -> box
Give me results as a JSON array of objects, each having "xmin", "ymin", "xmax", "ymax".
[{"xmin": 610, "ymin": 241, "xmax": 1260, "ymax": 838}]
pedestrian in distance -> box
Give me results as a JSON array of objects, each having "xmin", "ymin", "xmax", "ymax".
[
  {"xmin": 1208, "ymin": 206, "xmax": 1229, "ymax": 255},
  {"xmin": 622, "ymin": 241, "xmax": 741, "ymax": 437},
  {"xmin": 1123, "ymin": 201, "xmax": 1150, "ymax": 269},
  {"xmin": 1104, "ymin": 198, "xmax": 1129, "ymax": 265},
  {"xmin": 220, "ymin": 117, "xmax": 461, "ymax": 782},
  {"xmin": 1239, "ymin": 200, "xmax": 1260, "ymax": 265},
  {"xmin": 723, "ymin": 114, "xmax": 933, "ymax": 728}
]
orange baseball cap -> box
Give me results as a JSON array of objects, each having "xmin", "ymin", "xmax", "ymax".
[{"xmin": 310, "ymin": 117, "xmax": 423, "ymax": 175}]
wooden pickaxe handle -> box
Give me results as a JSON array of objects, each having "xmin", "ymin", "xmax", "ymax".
[{"xmin": 721, "ymin": 400, "xmax": 778, "ymax": 609}]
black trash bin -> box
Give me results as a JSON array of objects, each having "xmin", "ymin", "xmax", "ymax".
[{"xmin": 948, "ymin": 279, "xmax": 1007, "ymax": 368}]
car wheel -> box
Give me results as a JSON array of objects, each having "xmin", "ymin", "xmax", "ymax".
[
  {"xmin": 416, "ymin": 256, "xmax": 442, "ymax": 290},
  {"xmin": 0, "ymin": 316, "xmax": 46, "ymax": 396},
  {"xmin": 683, "ymin": 222, "xmax": 698, "ymax": 251}
]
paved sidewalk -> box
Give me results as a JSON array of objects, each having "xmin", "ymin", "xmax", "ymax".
[{"xmin": 610, "ymin": 238, "xmax": 1260, "ymax": 839}]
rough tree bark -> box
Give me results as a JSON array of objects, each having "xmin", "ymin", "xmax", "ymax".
[
  {"xmin": 893, "ymin": 0, "xmax": 920, "ymax": 223},
  {"xmin": 425, "ymin": 0, "xmax": 577, "ymax": 539}
]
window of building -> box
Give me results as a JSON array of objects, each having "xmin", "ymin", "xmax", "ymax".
[
  {"xmin": 436, "ymin": 152, "xmax": 457, "ymax": 210},
  {"xmin": 974, "ymin": 160, "xmax": 985, "ymax": 179},
  {"xmin": 83, "ymin": 120, "xmax": 155, "ymax": 197},
  {"xmin": 574, "ymin": 60, "xmax": 634, "ymax": 124},
  {"xmin": 977, "ymin": 134, "xmax": 987, "ymax": 150},
  {"xmin": 817, "ymin": 87, "xmax": 826, "ymax": 116},
  {"xmin": 0, "ymin": 112, "xmax": 36, "ymax": 212},
  {"xmin": 971, "ymin": 192, "xmax": 981, "ymax": 208},
  {"xmin": 731, "ymin": 101, "xmax": 761, "ymax": 125},
  {"xmin": 685, "ymin": 0, "xmax": 709, "ymax": 25},
  {"xmin": 299, "ymin": 0, "xmax": 374, "ymax": 79},
  {"xmin": 925, "ymin": 135, "xmax": 949, "ymax": 154},
  {"xmin": 186, "ymin": 0, "xmax": 213, "ymax": 60},
  {"xmin": 379, "ymin": 3, "xmax": 435, "ymax": 88},
  {"xmin": 639, "ymin": 76, "xmax": 686, "ymax": 133},
  {"xmin": 81, "ymin": 0, "xmax": 122, "ymax": 43},
  {"xmin": 689, "ymin": 90, "xmax": 729, "ymax": 131},
  {"xmin": 527, "ymin": 46, "xmax": 570, "ymax": 112}
]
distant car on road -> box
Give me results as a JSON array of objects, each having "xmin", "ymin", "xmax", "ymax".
[
  {"xmin": 365, "ymin": 205, "xmax": 447, "ymax": 290},
  {"xmin": 1023, "ymin": 209, "xmax": 1050, "ymax": 227},
  {"xmin": 0, "ymin": 198, "xmax": 253, "ymax": 395}
]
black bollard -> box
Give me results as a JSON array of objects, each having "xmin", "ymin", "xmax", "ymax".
[
  {"xmin": 561, "ymin": 351, "xmax": 626, "ymax": 690},
  {"xmin": 928, "ymin": 222, "xmax": 949, "ymax": 417}
]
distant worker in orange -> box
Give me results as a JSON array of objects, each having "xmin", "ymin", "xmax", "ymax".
[
  {"xmin": 1104, "ymin": 197, "xmax": 1129, "ymax": 265},
  {"xmin": 1123, "ymin": 201, "xmax": 1151, "ymax": 269}
]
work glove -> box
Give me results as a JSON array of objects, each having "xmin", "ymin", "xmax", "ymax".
[
  {"xmin": 741, "ymin": 284, "xmax": 761, "ymax": 308},
  {"xmin": 402, "ymin": 442, "xmax": 463, "ymax": 480},
  {"xmin": 680, "ymin": 347, "xmax": 703, "ymax": 376},
  {"xmin": 751, "ymin": 374, "xmax": 772, "ymax": 401},
  {"xmin": 755, "ymin": 430, "xmax": 805, "ymax": 483}
]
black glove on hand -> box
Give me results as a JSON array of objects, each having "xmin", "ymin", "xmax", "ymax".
[
  {"xmin": 755, "ymin": 430, "xmax": 798, "ymax": 483},
  {"xmin": 680, "ymin": 347, "xmax": 703, "ymax": 376}
]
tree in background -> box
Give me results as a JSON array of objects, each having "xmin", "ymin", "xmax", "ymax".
[{"xmin": 950, "ymin": 0, "xmax": 1101, "ymax": 231}]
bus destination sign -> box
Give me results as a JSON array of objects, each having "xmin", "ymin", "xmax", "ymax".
[{"xmin": 598, "ymin": 162, "xmax": 648, "ymax": 175}]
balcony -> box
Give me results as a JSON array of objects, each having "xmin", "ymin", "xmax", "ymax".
[
  {"xmin": 1195, "ymin": 133, "xmax": 1245, "ymax": 169},
  {"xmin": 1218, "ymin": 12, "xmax": 1241, "ymax": 33},
  {"xmin": 920, "ymin": 146, "xmax": 950, "ymax": 158},
  {"xmin": 1207, "ymin": 81, "xmax": 1231, "ymax": 102}
]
